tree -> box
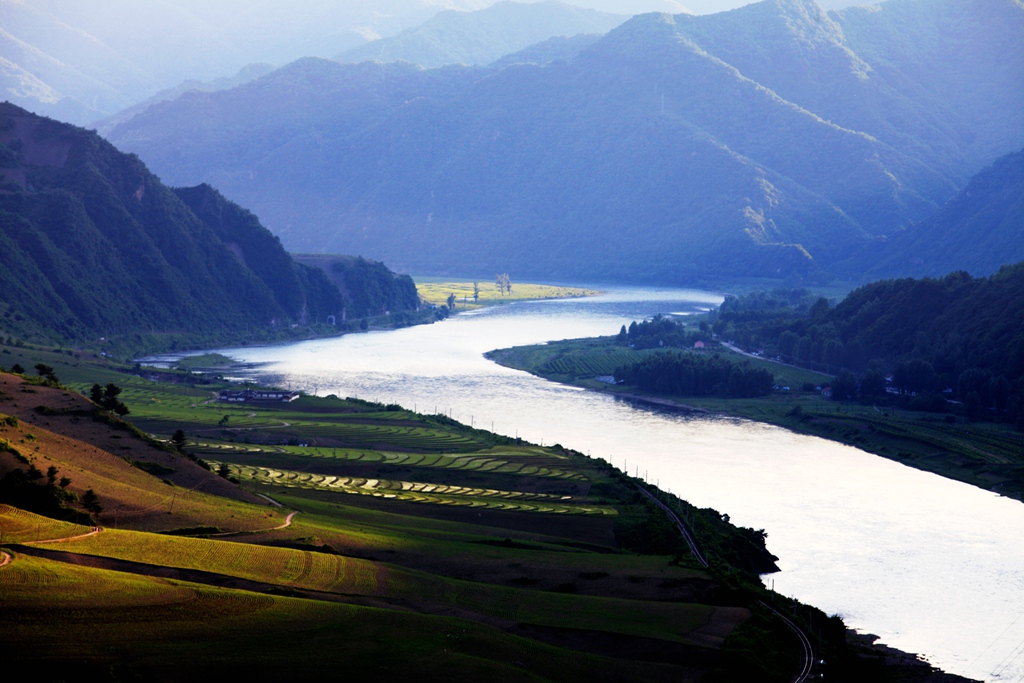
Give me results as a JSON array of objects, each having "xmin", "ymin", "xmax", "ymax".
[
  {"xmin": 10, "ymin": 363, "xmax": 23, "ymax": 374},
  {"xmin": 82, "ymin": 488, "xmax": 102, "ymax": 515},
  {"xmin": 831, "ymin": 370, "xmax": 858, "ymax": 400},
  {"xmin": 91, "ymin": 382, "xmax": 130, "ymax": 415},
  {"xmin": 218, "ymin": 462, "xmax": 231, "ymax": 478},
  {"xmin": 495, "ymin": 273, "xmax": 511, "ymax": 295},
  {"xmin": 33, "ymin": 363, "xmax": 59, "ymax": 384},
  {"xmin": 170, "ymin": 429, "xmax": 187, "ymax": 451},
  {"xmin": 472, "ymin": 282, "xmax": 480, "ymax": 302},
  {"xmin": 446, "ymin": 293, "xmax": 456, "ymax": 310},
  {"xmin": 46, "ymin": 465, "xmax": 58, "ymax": 486}
]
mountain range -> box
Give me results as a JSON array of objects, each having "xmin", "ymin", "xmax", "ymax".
[
  {"xmin": 845, "ymin": 148, "xmax": 1024, "ymax": 279},
  {"xmin": 0, "ymin": 0, "xmax": 492, "ymax": 125},
  {"xmin": 0, "ymin": 103, "xmax": 415, "ymax": 348},
  {"xmin": 104, "ymin": 0, "xmax": 1024, "ymax": 284},
  {"xmin": 336, "ymin": 1, "xmax": 626, "ymax": 68}
]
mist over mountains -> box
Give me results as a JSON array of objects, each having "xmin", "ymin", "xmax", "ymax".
[
  {"xmin": 104, "ymin": 0, "xmax": 1022, "ymax": 284},
  {"xmin": 337, "ymin": 1, "xmax": 626, "ymax": 68},
  {"xmin": 0, "ymin": 0, "xmax": 491, "ymax": 125}
]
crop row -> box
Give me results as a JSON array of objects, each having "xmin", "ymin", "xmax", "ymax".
[
  {"xmin": 194, "ymin": 442, "xmax": 588, "ymax": 480},
  {"xmin": 56, "ymin": 528, "xmax": 384, "ymax": 595},
  {"xmin": 0, "ymin": 505, "xmax": 90, "ymax": 543},
  {"xmin": 541, "ymin": 351, "xmax": 636, "ymax": 377},
  {"xmin": 217, "ymin": 463, "xmax": 613, "ymax": 515}
]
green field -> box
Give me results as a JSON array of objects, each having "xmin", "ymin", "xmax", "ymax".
[
  {"xmin": 0, "ymin": 341, "xmax": 846, "ymax": 681},
  {"xmin": 416, "ymin": 278, "xmax": 599, "ymax": 309}
]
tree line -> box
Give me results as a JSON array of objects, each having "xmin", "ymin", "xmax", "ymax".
[
  {"xmin": 614, "ymin": 352, "xmax": 774, "ymax": 399},
  {"xmin": 711, "ymin": 263, "xmax": 1024, "ymax": 427}
]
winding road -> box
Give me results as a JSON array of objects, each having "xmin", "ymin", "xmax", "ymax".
[
  {"xmin": 637, "ymin": 484, "xmax": 814, "ymax": 683},
  {"xmin": 635, "ymin": 484, "xmax": 708, "ymax": 567}
]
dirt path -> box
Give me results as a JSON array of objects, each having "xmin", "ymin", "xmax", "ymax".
[
  {"xmin": 275, "ymin": 511, "xmax": 298, "ymax": 530},
  {"xmin": 255, "ymin": 493, "xmax": 283, "ymax": 508},
  {"xmin": 31, "ymin": 526, "xmax": 103, "ymax": 545},
  {"xmin": 208, "ymin": 511, "xmax": 298, "ymax": 538},
  {"xmin": 0, "ymin": 550, "xmax": 11, "ymax": 568}
]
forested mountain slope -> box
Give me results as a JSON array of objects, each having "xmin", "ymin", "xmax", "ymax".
[
  {"xmin": 845, "ymin": 149, "xmax": 1024, "ymax": 279},
  {"xmin": 0, "ymin": 103, "xmax": 345, "ymax": 346}
]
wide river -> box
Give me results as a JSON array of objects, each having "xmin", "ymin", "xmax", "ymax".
[{"xmin": 183, "ymin": 286, "xmax": 1023, "ymax": 682}]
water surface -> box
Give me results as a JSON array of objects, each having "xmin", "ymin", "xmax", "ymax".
[{"xmin": 180, "ymin": 287, "xmax": 1023, "ymax": 682}]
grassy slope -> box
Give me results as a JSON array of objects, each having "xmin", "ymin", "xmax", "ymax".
[
  {"xmin": 489, "ymin": 337, "xmax": 1024, "ymax": 502},
  {"xmin": 0, "ymin": 349, "xmax": 794, "ymax": 681}
]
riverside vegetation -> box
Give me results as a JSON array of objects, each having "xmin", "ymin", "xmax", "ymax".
[
  {"xmin": 0, "ymin": 341, "xmax": 975, "ymax": 682},
  {"xmin": 489, "ymin": 266, "xmax": 1024, "ymax": 504}
]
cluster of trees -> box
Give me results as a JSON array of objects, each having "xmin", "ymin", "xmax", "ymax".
[
  {"xmin": 90, "ymin": 383, "xmax": 130, "ymax": 416},
  {"xmin": 495, "ymin": 273, "xmax": 512, "ymax": 295},
  {"xmin": 712, "ymin": 265, "xmax": 1024, "ymax": 427},
  {"xmin": 614, "ymin": 353, "xmax": 774, "ymax": 399},
  {"xmin": 0, "ymin": 461, "xmax": 99, "ymax": 522},
  {"xmin": 615, "ymin": 315, "xmax": 712, "ymax": 350}
]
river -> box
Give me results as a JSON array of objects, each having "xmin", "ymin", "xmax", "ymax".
[{"xmin": 170, "ymin": 286, "xmax": 1024, "ymax": 682}]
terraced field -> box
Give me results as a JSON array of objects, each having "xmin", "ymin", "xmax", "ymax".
[
  {"xmin": 192, "ymin": 442, "xmax": 588, "ymax": 480},
  {"xmin": 1, "ymin": 365, "xmax": 794, "ymax": 680},
  {"xmin": 213, "ymin": 462, "xmax": 613, "ymax": 515}
]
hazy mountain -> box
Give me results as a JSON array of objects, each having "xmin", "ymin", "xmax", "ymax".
[
  {"xmin": 845, "ymin": 149, "xmax": 1024, "ymax": 279},
  {"xmin": 93, "ymin": 64, "xmax": 276, "ymax": 137},
  {"xmin": 0, "ymin": 0, "xmax": 489, "ymax": 125},
  {"xmin": 490, "ymin": 33, "xmax": 605, "ymax": 68},
  {"xmin": 104, "ymin": 0, "xmax": 1023, "ymax": 283},
  {"xmin": 336, "ymin": 1, "xmax": 626, "ymax": 68},
  {"xmin": 0, "ymin": 103, "xmax": 345, "ymax": 345}
]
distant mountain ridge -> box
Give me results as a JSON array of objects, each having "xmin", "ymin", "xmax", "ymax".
[
  {"xmin": 104, "ymin": 0, "xmax": 1024, "ymax": 284},
  {"xmin": 0, "ymin": 103, "xmax": 414, "ymax": 349},
  {"xmin": 845, "ymin": 148, "xmax": 1024, "ymax": 279},
  {"xmin": 336, "ymin": 1, "xmax": 626, "ymax": 68},
  {"xmin": 0, "ymin": 0, "xmax": 492, "ymax": 125}
]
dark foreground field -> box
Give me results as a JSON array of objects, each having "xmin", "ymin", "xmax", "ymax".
[{"xmin": 0, "ymin": 343, "xmax": 980, "ymax": 682}]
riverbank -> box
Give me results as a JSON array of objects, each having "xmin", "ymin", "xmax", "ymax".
[{"xmin": 487, "ymin": 339, "xmax": 1024, "ymax": 505}]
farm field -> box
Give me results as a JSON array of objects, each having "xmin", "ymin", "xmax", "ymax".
[
  {"xmin": 0, "ymin": 349, "xmax": 821, "ymax": 681},
  {"xmin": 416, "ymin": 278, "xmax": 599, "ymax": 309},
  {"xmin": 0, "ymin": 553, "xmax": 696, "ymax": 683}
]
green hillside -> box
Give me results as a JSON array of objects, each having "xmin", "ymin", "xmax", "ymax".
[{"xmin": 0, "ymin": 104, "xmax": 426, "ymax": 352}]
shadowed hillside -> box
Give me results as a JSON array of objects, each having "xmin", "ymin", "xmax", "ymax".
[{"xmin": 0, "ymin": 103, "xmax": 346, "ymax": 348}]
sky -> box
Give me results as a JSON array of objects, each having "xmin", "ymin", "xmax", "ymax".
[{"xmin": 526, "ymin": 0, "xmax": 864, "ymax": 13}]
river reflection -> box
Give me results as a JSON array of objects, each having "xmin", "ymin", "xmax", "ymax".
[{"xmin": 176, "ymin": 286, "xmax": 1023, "ymax": 682}]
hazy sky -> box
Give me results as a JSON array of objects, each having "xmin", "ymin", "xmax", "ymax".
[{"xmin": 526, "ymin": 0, "xmax": 865, "ymax": 13}]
